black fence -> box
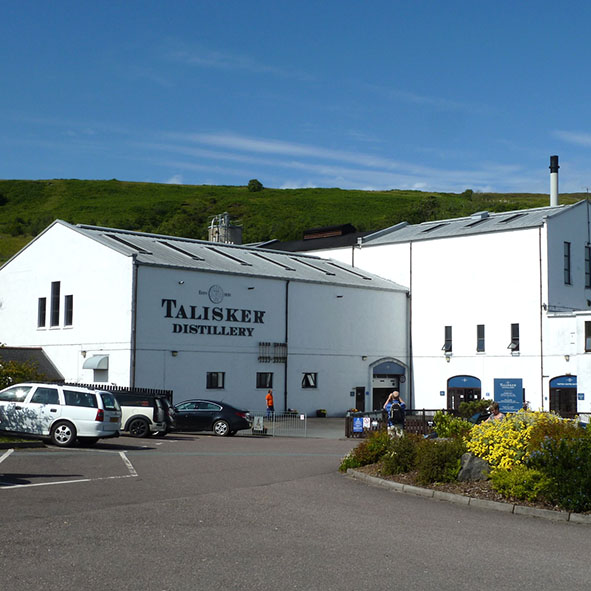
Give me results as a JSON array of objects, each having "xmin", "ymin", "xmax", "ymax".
[
  {"xmin": 345, "ymin": 409, "xmax": 443, "ymax": 438},
  {"xmin": 63, "ymin": 382, "xmax": 173, "ymax": 403}
]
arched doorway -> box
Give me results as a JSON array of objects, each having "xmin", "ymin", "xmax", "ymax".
[
  {"xmin": 549, "ymin": 375, "xmax": 577, "ymax": 417},
  {"xmin": 371, "ymin": 360, "xmax": 406, "ymax": 410},
  {"xmin": 447, "ymin": 375, "xmax": 481, "ymax": 410}
]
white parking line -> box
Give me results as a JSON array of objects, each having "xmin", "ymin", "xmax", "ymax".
[
  {"xmin": 0, "ymin": 450, "xmax": 138, "ymax": 490},
  {"xmin": 0, "ymin": 449, "xmax": 14, "ymax": 465}
]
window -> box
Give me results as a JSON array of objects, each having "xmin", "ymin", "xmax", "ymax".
[
  {"xmin": 31, "ymin": 387, "xmax": 59, "ymax": 405},
  {"xmin": 442, "ymin": 326, "xmax": 452, "ymax": 353},
  {"xmin": 50, "ymin": 281, "xmax": 60, "ymax": 326},
  {"xmin": 585, "ymin": 321, "xmax": 591, "ymax": 352},
  {"xmin": 564, "ymin": 242, "xmax": 571, "ymax": 285},
  {"xmin": 64, "ymin": 390, "xmax": 97, "ymax": 408},
  {"xmin": 302, "ymin": 373, "xmax": 318, "ymax": 388},
  {"xmin": 586, "ymin": 246, "xmax": 591, "ymax": 289},
  {"xmin": 206, "ymin": 372, "xmax": 225, "ymax": 389},
  {"xmin": 64, "ymin": 295, "xmax": 73, "ymax": 326},
  {"xmin": 256, "ymin": 372, "xmax": 273, "ymax": 388},
  {"xmin": 37, "ymin": 297, "xmax": 47, "ymax": 328},
  {"xmin": 476, "ymin": 324, "xmax": 485, "ymax": 352},
  {"xmin": 508, "ymin": 323, "xmax": 520, "ymax": 352}
]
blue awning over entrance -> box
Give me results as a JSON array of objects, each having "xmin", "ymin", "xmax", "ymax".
[
  {"xmin": 448, "ymin": 375, "xmax": 481, "ymax": 389},
  {"xmin": 373, "ymin": 361, "xmax": 405, "ymax": 375},
  {"xmin": 550, "ymin": 375, "xmax": 577, "ymax": 388}
]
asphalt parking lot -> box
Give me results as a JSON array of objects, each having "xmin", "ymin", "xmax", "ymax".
[{"xmin": 1, "ymin": 427, "xmax": 590, "ymax": 591}]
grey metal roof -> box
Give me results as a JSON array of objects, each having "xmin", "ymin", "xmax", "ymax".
[
  {"xmin": 67, "ymin": 222, "xmax": 406, "ymax": 292},
  {"xmin": 362, "ymin": 201, "xmax": 587, "ymax": 245}
]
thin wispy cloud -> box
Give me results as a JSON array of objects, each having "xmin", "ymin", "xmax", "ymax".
[
  {"xmin": 169, "ymin": 47, "xmax": 313, "ymax": 81},
  {"xmin": 554, "ymin": 130, "xmax": 591, "ymax": 147},
  {"xmin": 362, "ymin": 82, "xmax": 489, "ymax": 115},
  {"xmin": 149, "ymin": 131, "xmax": 527, "ymax": 192}
]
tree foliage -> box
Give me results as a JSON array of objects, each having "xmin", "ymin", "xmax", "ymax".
[
  {"xmin": 247, "ymin": 179, "xmax": 263, "ymax": 192},
  {"xmin": 0, "ymin": 359, "xmax": 48, "ymax": 389}
]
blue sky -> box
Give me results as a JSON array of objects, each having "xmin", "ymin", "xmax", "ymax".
[{"xmin": 2, "ymin": 0, "xmax": 591, "ymax": 193}]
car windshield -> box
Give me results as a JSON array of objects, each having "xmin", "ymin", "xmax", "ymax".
[{"xmin": 100, "ymin": 392, "xmax": 120, "ymax": 411}]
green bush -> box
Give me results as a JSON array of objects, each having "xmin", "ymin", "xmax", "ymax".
[
  {"xmin": 0, "ymin": 359, "xmax": 48, "ymax": 389},
  {"xmin": 247, "ymin": 179, "xmax": 263, "ymax": 192},
  {"xmin": 527, "ymin": 431, "xmax": 591, "ymax": 513},
  {"xmin": 338, "ymin": 429, "xmax": 392, "ymax": 472},
  {"xmin": 432, "ymin": 410, "xmax": 472, "ymax": 438},
  {"xmin": 457, "ymin": 399, "xmax": 490, "ymax": 419},
  {"xmin": 490, "ymin": 465, "xmax": 551, "ymax": 502},
  {"xmin": 381, "ymin": 434, "xmax": 420, "ymax": 475},
  {"xmin": 415, "ymin": 437, "xmax": 467, "ymax": 485}
]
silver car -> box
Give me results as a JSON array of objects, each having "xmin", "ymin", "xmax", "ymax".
[{"xmin": 0, "ymin": 383, "xmax": 121, "ymax": 447}]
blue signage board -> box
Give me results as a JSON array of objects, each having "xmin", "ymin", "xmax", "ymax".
[
  {"xmin": 352, "ymin": 417, "xmax": 364, "ymax": 433},
  {"xmin": 578, "ymin": 392, "xmax": 585, "ymax": 401},
  {"xmin": 494, "ymin": 379, "xmax": 523, "ymax": 413}
]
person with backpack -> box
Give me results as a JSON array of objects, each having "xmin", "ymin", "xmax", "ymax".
[{"xmin": 383, "ymin": 390, "xmax": 406, "ymax": 437}]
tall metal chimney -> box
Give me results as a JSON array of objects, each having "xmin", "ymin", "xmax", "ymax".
[{"xmin": 550, "ymin": 155, "xmax": 559, "ymax": 206}]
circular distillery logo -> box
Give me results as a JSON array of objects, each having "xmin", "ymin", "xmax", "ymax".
[{"xmin": 208, "ymin": 284, "xmax": 225, "ymax": 304}]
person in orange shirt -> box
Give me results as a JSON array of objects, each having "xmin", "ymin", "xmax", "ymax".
[{"xmin": 265, "ymin": 389, "xmax": 274, "ymax": 418}]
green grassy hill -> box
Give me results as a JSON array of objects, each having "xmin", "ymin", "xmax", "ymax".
[{"xmin": 0, "ymin": 179, "xmax": 585, "ymax": 264}]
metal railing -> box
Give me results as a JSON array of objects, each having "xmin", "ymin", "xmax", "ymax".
[
  {"xmin": 345, "ymin": 409, "xmax": 438, "ymax": 438},
  {"xmin": 244, "ymin": 410, "xmax": 308, "ymax": 437}
]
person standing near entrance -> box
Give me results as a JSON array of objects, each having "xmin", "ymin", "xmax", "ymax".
[
  {"xmin": 383, "ymin": 390, "xmax": 406, "ymax": 437},
  {"xmin": 265, "ymin": 389, "xmax": 274, "ymax": 418}
]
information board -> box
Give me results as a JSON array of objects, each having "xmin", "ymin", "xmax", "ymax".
[{"xmin": 494, "ymin": 378, "xmax": 523, "ymax": 413}]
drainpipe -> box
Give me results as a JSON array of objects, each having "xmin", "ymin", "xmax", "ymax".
[
  {"xmin": 539, "ymin": 227, "xmax": 544, "ymax": 411},
  {"xmin": 130, "ymin": 254, "xmax": 138, "ymax": 388},
  {"xmin": 408, "ymin": 242, "xmax": 414, "ymax": 408},
  {"xmin": 284, "ymin": 280, "xmax": 290, "ymax": 412}
]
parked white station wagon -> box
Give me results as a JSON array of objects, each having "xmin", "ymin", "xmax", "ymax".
[{"xmin": 0, "ymin": 383, "xmax": 121, "ymax": 447}]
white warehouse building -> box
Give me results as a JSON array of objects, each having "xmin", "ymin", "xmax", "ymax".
[
  {"xmin": 274, "ymin": 200, "xmax": 591, "ymax": 416},
  {"xmin": 0, "ymin": 220, "xmax": 410, "ymax": 415}
]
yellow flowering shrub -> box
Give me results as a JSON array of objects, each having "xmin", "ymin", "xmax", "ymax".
[{"xmin": 465, "ymin": 411, "xmax": 564, "ymax": 469}]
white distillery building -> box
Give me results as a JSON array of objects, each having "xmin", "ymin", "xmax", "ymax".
[
  {"xmin": 0, "ymin": 220, "xmax": 409, "ymax": 415},
  {"xmin": 267, "ymin": 200, "xmax": 591, "ymax": 416}
]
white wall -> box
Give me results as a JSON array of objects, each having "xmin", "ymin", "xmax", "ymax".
[
  {"xmin": 546, "ymin": 203, "xmax": 591, "ymax": 312},
  {"xmin": 134, "ymin": 265, "xmax": 407, "ymax": 414},
  {"xmin": 0, "ymin": 223, "xmax": 134, "ymax": 384}
]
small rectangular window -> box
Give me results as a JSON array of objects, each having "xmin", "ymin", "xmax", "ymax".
[
  {"xmin": 564, "ymin": 241, "xmax": 571, "ymax": 285},
  {"xmin": 508, "ymin": 323, "xmax": 520, "ymax": 352},
  {"xmin": 442, "ymin": 326, "xmax": 452, "ymax": 353},
  {"xmin": 585, "ymin": 245, "xmax": 591, "ymax": 289},
  {"xmin": 302, "ymin": 372, "xmax": 318, "ymax": 388},
  {"xmin": 256, "ymin": 372, "xmax": 273, "ymax": 388},
  {"xmin": 476, "ymin": 324, "xmax": 485, "ymax": 352},
  {"xmin": 585, "ymin": 321, "xmax": 591, "ymax": 352},
  {"xmin": 38, "ymin": 297, "xmax": 47, "ymax": 328},
  {"xmin": 50, "ymin": 281, "xmax": 60, "ymax": 327},
  {"xmin": 206, "ymin": 372, "xmax": 225, "ymax": 389},
  {"xmin": 64, "ymin": 295, "xmax": 73, "ymax": 326}
]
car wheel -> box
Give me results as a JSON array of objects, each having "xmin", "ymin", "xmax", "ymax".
[
  {"xmin": 50, "ymin": 420, "xmax": 77, "ymax": 447},
  {"xmin": 213, "ymin": 420, "xmax": 230, "ymax": 436},
  {"xmin": 128, "ymin": 418, "xmax": 151, "ymax": 438}
]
